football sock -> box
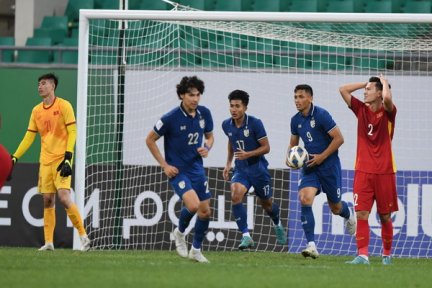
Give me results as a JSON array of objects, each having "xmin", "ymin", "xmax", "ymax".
[
  {"xmin": 43, "ymin": 207, "xmax": 56, "ymax": 243},
  {"xmin": 339, "ymin": 201, "xmax": 351, "ymax": 219},
  {"xmin": 178, "ymin": 207, "xmax": 195, "ymax": 233},
  {"xmin": 265, "ymin": 203, "xmax": 281, "ymax": 226},
  {"xmin": 357, "ymin": 219, "xmax": 370, "ymax": 256},
  {"xmin": 66, "ymin": 204, "xmax": 86, "ymax": 236},
  {"xmin": 301, "ymin": 206, "xmax": 315, "ymax": 243},
  {"xmin": 381, "ymin": 220, "xmax": 393, "ymax": 256},
  {"xmin": 232, "ymin": 203, "xmax": 249, "ymax": 233},
  {"xmin": 192, "ymin": 217, "xmax": 209, "ymax": 249}
]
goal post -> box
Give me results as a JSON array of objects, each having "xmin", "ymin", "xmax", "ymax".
[{"xmin": 76, "ymin": 5, "xmax": 432, "ymax": 257}]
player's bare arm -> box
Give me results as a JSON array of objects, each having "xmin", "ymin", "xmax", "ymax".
[
  {"xmin": 145, "ymin": 130, "xmax": 178, "ymax": 178},
  {"xmin": 234, "ymin": 137, "xmax": 270, "ymax": 161},
  {"xmin": 307, "ymin": 126, "xmax": 344, "ymax": 167},
  {"xmin": 339, "ymin": 82, "xmax": 367, "ymax": 107},
  {"xmin": 197, "ymin": 131, "xmax": 214, "ymax": 158},
  {"xmin": 380, "ymin": 75, "xmax": 394, "ymax": 112},
  {"xmin": 223, "ymin": 140, "xmax": 234, "ymax": 181}
]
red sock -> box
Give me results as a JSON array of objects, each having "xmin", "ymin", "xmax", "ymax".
[
  {"xmin": 381, "ymin": 220, "xmax": 393, "ymax": 256},
  {"xmin": 356, "ymin": 219, "xmax": 369, "ymax": 256}
]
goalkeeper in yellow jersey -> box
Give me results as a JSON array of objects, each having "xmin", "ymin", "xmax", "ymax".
[{"xmin": 8, "ymin": 73, "xmax": 90, "ymax": 251}]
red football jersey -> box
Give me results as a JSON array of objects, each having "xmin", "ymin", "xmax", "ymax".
[
  {"xmin": 350, "ymin": 96, "xmax": 397, "ymax": 174},
  {"xmin": 0, "ymin": 144, "xmax": 12, "ymax": 188}
]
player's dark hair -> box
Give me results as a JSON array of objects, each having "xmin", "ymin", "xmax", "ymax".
[
  {"xmin": 294, "ymin": 84, "xmax": 313, "ymax": 96},
  {"xmin": 38, "ymin": 73, "xmax": 59, "ymax": 91},
  {"xmin": 228, "ymin": 89, "xmax": 249, "ymax": 106},
  {"xmin": 369, "ymin": 76, "xmax": 391, "ymax": 90},
  {"xmin": 176, "ymin": 76, "xmax": 205, "ymax": 99}
]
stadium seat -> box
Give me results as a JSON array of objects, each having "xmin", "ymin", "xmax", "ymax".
[
  {"xmin": 202, "ymin": 53, "xmax": 235, "ymax": 67},
  {"xmin": 94, "ymin": 0, "xmax": 118, "ymax": 9},
  {"xmin": 289, "ymin": 0, "xmax": 319, "ymax": 12},
  {"xmin": 17, "ymin": 37, "xmax": 52, "ymax": 63},
  {"xmin": 364, "ymin": 0, "xmax": 393, "ymax": 13},
  {"xmin": 354, "ymin": 0, "xmax": 366, "ymax": 12},
  {"xmin": 391, "ymin": 0, "xmax": 404, "ymax": 13},
  {"xmin": 253, "ymin": 0, "xmax": 281, "ymax": 12},
  {"xmin": 41, "ymin": 16, "xmax": 68, "ymax": 30},
  {"xmin": 215, "ymin": 0, "xmax": 243, "ymax": 11},
  {"xmin": 128, "ymin": 0, "xmax": 143, "ymax": 10},
  {"xmin": 138, "ymin": 0, "xmax": 169, "ymax": 10},
  {"xmin": 0, "ymin": 37, "xmax": 14, "ymax": 63},
  {"xmin": 65, "ymin": 0, "xmax": 94, "ymax": 23},
  {"xmin": 326, "ymin": 0, "xmax": 355, "ymax": 12},
  {"xmin": 403, "ymin": 0, "xmax": 432, "ymax": 13},
  {"xmin": 34, "ymin": 28, "xmax": 67, "ymax": 45},
  {"xmin": 54, "ymin": 37, "xmax": 78, "ymax": 64}
]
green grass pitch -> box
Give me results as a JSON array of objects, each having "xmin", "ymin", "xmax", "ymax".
[{"xmin": 0, "ymin": 248, "xmax": 431, "ymax": 288}]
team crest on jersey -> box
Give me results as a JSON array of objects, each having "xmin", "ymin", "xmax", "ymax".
[
  {"xmin": 298, "ymin": 124, "xmax": 302, "ymax": 129},
  {"xmin": 310, "ymin": 118, "xmax": 316, "ymax": 128},
  {"xmin": 199, "ymin": 119, "xmax": 205, "ymax": 129},
  {"xmin": 178, "ymin": 181, "xmax": 186, "ymax": 189},
  {"xmin": 243, "ymin": 128, "xmax": 249, "ymax": 137}
]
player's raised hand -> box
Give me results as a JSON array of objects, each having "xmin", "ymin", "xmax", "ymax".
[
  {"xmin": 6, "ymin": 155, "xmax": 17, "ymax": 181},
  {"xmin": 56, "ymin": 151, "xmax": 73, "ymax": 177}
]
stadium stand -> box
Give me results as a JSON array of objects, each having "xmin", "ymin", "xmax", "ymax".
[
  {"xmin": 17, "ymin": 37, "xmax": 53, "ymax": 63},
  {"xmin": 0, "ymin": 37, "xmax": 14, "ymax": 63}
]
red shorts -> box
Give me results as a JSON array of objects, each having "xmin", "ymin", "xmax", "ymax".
[
  {"xmin": 0, "ymin": 144, "xmax": 12, "ymax": 189},
  {"xmin": 353, "ymin": 170, "xmax": 398, "ymax": 214}
]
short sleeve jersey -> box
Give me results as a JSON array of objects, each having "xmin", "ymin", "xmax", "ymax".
[
  {"xmin": 290, "ymin": 104, "xmax": 339, "ymax": 169},
  {"xmin": 350, "ymin": 96, "xmax": 397, "ymax": 174},
  {"xmin": 28, "ymin": 97, "xmax": 76, "ymax": 165},
  {"xmin": 222, "ymin": 114, "xmax": 269, "ymax": 170},
  {"xmin": 153, "ymin": 104, "xmax": 213, "ymax": 173}
]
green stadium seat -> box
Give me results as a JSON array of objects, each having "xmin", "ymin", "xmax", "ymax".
[
  {"xmin": 391, "ymin": 0, "xmax": 404, "ymax": 13},
  {"xmin": 354, "ymin": 0, "xmax": 366, "ymax": 12},
  {"xmin": 17, "ymin": 37, "xmax": 52, "ymax": 63},
  {"xmin": 364, "ymin": 0, "xmax": 392, "ymax": 13},
  {"xmin": 326, "ymin": 0, "xmax": 355, "ymax": 12},
  {"xmin": 138, "ymin": 0, "xmax": 169, "ymax": 10},
  {"xmin": 41, "ymin": 16, "xmax": 68, "ymax": 30},
  {"xmin": 65, "ymin": 0, "xmax": 94, "ymax": 22},
  {"xmin": 34, "ymin": 28, "xmax": 67, "ymax": 45},
  {"xmin": 318, "ymin": 0, "xmax": 329, "ymax": 12},
  {"xmin": 89, "ymin": 38, "xmax": 118, "ymax": 65},
  {"xmin": 403, "ymin": 0, "xmax": 432, "ymax": 13},
  {"xmin": 253, "ymin": 0, "xmax": 281, "ymax": 11},
  {"xmin": 215, "ymin": 0, "xmax": 243, "ymax": 11},
  {"xmin": 0, "ymin": 37, "xmax": 14, "ymax": 63},
  {"xmin": 128, "ymin": 0, "xmax": 143, "ymax": 10},
  {"xmin": 239, "ymin": 53, "xmax": 273, "ymax": 69},
  {"xmin": 202, "ymin": 53, "xmax": 235, "ymax": 67},
  {"xmin": 289, "ymin": 0, "xmax": 319, "ymax": 12},
  {"xmin": 279, "ymin": 0, "xmax": 291, "ymax": 11},
  {"xmin": 94, "ymin": 0, "xmax": 118, "ymax": 9},
  {"xmin": 54, "ymin": 37, "xmax": 78, "ymax": 64}
]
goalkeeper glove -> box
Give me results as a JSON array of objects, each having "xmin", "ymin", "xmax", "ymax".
[
  {"xmin": 6, "ymin": 155, "xmax": 17, "ymax": 181},
  {"xmin": 57, "ymin": 151, "xmax": 73, "ymax": 177}
]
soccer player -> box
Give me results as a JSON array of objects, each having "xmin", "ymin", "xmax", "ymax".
[
  {"xmin": 288, "ymin": 84, "xmax": 356, "ymax": 259},
  {"xmin": 8, "ymin": 73, "xmax": 90, "ymax": 251},
  {"xmin": 146, "ymin": 76, "xmax": 213, "ymax": 263},
  {"xmin": 339, "ymin": 76, "xmax": 397, "ymax": 265},
  {"xmin": 222, "ymin": 90, "xmax": 287, "ymax": 250},
  {"xmin": 0, "ymin": 114, "xmax": 13, "ymax": 189}
]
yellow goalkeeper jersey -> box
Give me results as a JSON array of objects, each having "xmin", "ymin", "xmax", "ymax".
[{"xmin": 28, "ymin": 97, "xmax": 76, "ymax": 164}]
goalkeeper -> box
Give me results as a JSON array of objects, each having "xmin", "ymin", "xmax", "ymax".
[{"xmin": 8, "ymin": 73, "xmax": 90, "ymax": 251}]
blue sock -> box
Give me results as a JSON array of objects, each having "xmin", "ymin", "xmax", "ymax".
[
  {"xmin": 265, "ymin": 203, "xmax": 280, "ymax": 226},
  {"xmin": 301, "ymin": 206, "xmax": 315, "ymax": 243},
  {"xmin": 232, "ymin": 203, "xmax": 249, "ymax": 233},
  {"xmin": 192, "ymin": 217, "xmax": 209, "ymax": 249},
  {"xmin": 339, "ymin": 201, "xmax": 350, "ymax": 219},
  {"xmin": 178, "ymin": 207, "xmax": 195, "ymax": 233}
]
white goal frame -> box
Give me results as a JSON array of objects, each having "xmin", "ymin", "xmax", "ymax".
[{"xmin": 75, "ymin": 9, "xmax": 432, "ymax": 252}]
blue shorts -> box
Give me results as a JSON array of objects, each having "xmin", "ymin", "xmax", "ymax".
[
  {"xmin": 232, "ymin": 163, "xmax": 272, "ymax": 200},
  {"xmin": 169, "ymin": 172, "xmax": 211, "ymax": 201},
  {"xmin": 299, "ymin": 161, "xmax": 342, "ymax": 204}
]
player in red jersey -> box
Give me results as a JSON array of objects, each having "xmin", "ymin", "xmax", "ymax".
[
  {"xmin": 339, "ymin": 75, "xmax": 397, "ymax": 265},
  {"xmin": 0, "ymin": 115, "xmax": 13, "ymax": 189}
]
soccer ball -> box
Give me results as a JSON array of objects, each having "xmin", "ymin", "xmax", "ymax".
[{"xmin": 286, "ymin": 146, "xmax": 309, "ymax": 169}]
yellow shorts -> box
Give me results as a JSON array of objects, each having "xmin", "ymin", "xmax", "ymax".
[{"xmin": 38, "ymin": 158, "xmax": 72, "ymax": 193}]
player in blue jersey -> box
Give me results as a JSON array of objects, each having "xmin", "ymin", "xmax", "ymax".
[
  {"xmin": 288, "ymin": 84, "xmax": 356, "ymax": 259},
  {"xmin": 146, "ymin": 76, "xmax": 214, "ymax": 263},
  {"xmin": 222, "ymin": 90, "xmax": 287, "ymax": 250}
]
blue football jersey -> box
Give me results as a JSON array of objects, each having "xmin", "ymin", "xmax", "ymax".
[
  {"xmin": 290, "ymin": 104, "xmax": 339, "ymax": 169},
  {"xmin": 222, "ymin": 114, "xmax": 269, "ymax": 170},
  {"xmin": 154, "ymin": 104, "xmax": 213, "ymax": 173}
]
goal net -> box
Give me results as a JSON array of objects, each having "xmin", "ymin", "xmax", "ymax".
[{"xmin": 76, "ymin": 2, "xmax": 432, "ymax": 257}]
